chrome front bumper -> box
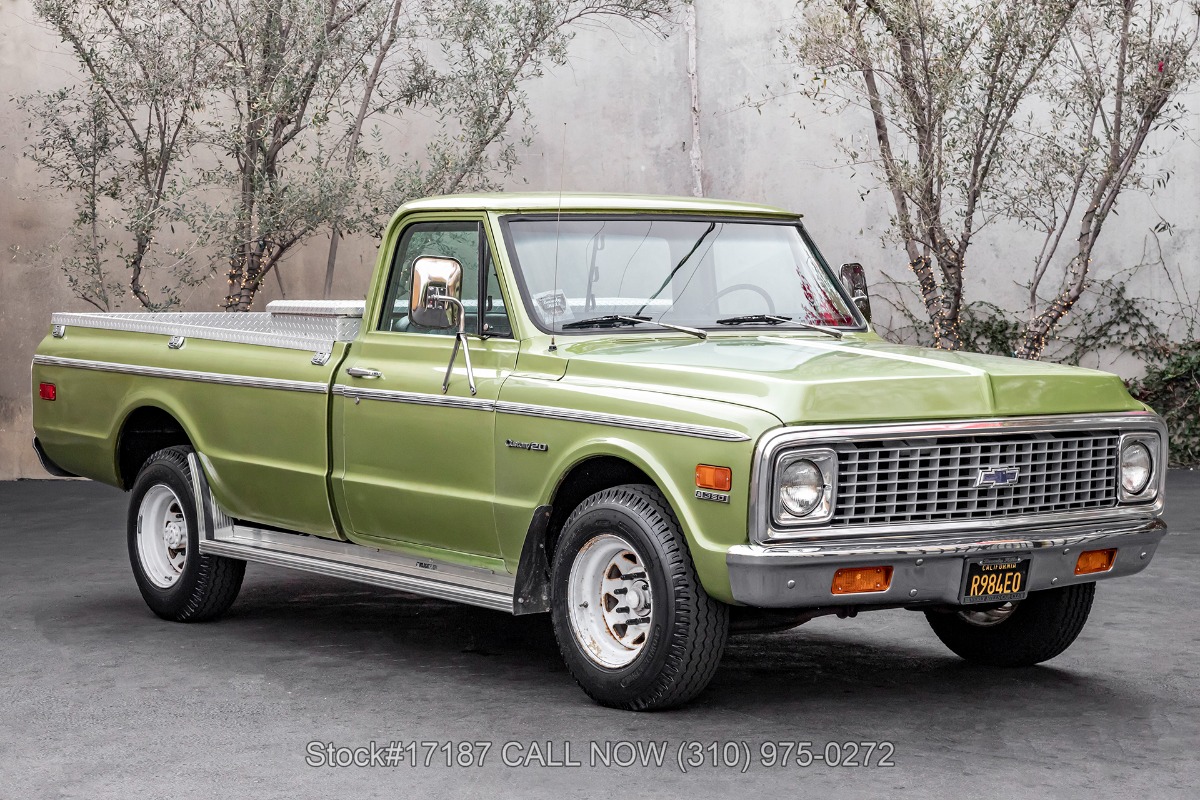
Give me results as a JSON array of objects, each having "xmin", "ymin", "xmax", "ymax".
[{"xmin": 726, "ymin": 518, "xmax": 1168, "ymax": 608}]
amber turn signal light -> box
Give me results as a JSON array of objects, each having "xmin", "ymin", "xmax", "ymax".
[
  {"xmin": 695, "ymin": 464, "xmax": 732, "ymax": 492},
  {"xmin": 831, "ymin": 566, "xmax": 893, "ymax": 595},
  {"xmin": 1075, "ymin": 548, "xmax": 1117, "ymax": 575},
  {"xmin": 39, "ymin": 383, "xmax": 57, "ymax": 401}
]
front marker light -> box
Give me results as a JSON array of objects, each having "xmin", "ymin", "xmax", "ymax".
[
  {"xmin": 780, "ymin": 459, "xmax": 824, "ymax": 516},
  {"xmin": 1075, "ymin": 549, "xmax": 1117, "ymax": 575},
  {"xmin": 832, "ymin": 566, "xmax": 893, "ymax": 595}
]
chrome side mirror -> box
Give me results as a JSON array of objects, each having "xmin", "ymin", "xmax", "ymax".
[
  {"xmin": 408, "ymin": 255, "xmax": 477, "ymax": 396},
  {"xmin": 410, "ymin": 256, "xmax": 463, "ymax": 329},
  {"xmin": 839, "ymin": 262, "xmax": 872, "ymax": 323}
]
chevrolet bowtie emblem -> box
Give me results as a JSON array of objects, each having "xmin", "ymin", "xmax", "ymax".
[{"xmin": 975, "ymin": 466, "xmax": 1020, "ymax": 488}]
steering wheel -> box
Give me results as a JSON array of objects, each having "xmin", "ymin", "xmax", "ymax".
[{"xmin": 706, "ymin": 283, "xmax": 775, "ymax": 314}]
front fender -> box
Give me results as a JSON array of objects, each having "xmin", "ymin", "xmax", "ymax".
[{"xmin": 493, "ymin": 378, "xmax": 780, "ymax": 604}]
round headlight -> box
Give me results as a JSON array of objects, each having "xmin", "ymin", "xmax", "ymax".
[
  {"xmin": 779, "ymin": 459, "xmax": 825, "ymax": 517},
  {"xmin": 1120, "ymin": 441, "xmax": 1152, "ymax": 495}
]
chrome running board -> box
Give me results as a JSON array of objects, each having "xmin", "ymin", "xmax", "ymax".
[{"xmin": 187, "ymin": 454, "xmax": 515, "ymax": 613}]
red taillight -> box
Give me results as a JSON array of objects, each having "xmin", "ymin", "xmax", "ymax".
[{"xmin": 39, "ymin": 382, "xmax": 57, "ymax": 401}]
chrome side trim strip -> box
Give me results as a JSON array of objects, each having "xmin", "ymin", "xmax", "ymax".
[
  {"xmin": 33, "ymin": 355, "xmax": 329, "ymax": 393},
  {"xmin": 495, "ymin": 400, "xmax": 750, "ymax": 442},
  {"xmin": 332, "ymin": 384, "xmax": 750, "ymax": 441},
  {"xmin": 333, "ymin": 384, "xmax": 496, "ymax": 412}
]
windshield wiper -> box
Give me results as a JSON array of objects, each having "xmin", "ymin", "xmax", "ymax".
[
  {"xmin": 561, "ymin": 314, "xmax": 645, "ymax": 329},
  {"xmin": 715, "ymin": 314, "xmax": 792, "ymax": 326},
  {"xmin": 714, "ymin": 314, "xmax": 844, "ymax": 339},
  {"xmin": 561, "ymin": 314, "xmax": 707, "ymax": 339}
]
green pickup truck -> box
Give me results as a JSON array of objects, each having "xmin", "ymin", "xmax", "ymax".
[{"xmin": 31, "ymin": 193, "xmax": 1168, "ymax": 710}]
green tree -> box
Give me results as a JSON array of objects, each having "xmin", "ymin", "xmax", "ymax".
[
  {"xmin": 20, "ymin": 0, "xmax": 216, "ymax": 310},
  {"xmin": 22, "ymin": 0, "xmax": 676, "ymax": 312},
  {"xmin": 780, "ymin": 0, "xmax": 1199, "ymax": 357}
]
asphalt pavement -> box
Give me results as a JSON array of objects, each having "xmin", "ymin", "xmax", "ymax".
[{"xmin": 1, "ymin": 473, "xmax": 1197, "ymax": 799}]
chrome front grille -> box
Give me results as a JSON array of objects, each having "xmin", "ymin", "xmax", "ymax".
[{"xmin": 831, "ymin": 431, "xmax": 1120, "ymax": 527}]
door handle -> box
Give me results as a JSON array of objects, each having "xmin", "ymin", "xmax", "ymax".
[{"xmin": 346, "ymin": 367, "xmax": 382, "ymax": 379}]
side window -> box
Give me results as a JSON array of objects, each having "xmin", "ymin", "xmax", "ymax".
[
  {"xmin": 482, "ymin": 248, "xmax": 512, "ymax": 338},
  {"xmin": 379, "ymin": 221, "xmax": 511, "ymax": 337}
]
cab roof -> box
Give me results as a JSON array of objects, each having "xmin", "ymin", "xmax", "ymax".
[{"xmin": 395, "ymin": 192, "xmax": 801, "ymax": 219}]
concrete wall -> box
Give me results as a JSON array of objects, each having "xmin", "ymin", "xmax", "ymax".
[{"xmin": 2, "ymin": 0, "xmax": 1197, "ymax": 478}]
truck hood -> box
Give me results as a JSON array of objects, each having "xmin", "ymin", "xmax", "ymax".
[{"xmin": 558, "ymin": 334, "xmax": 1143, "ymax": 424}]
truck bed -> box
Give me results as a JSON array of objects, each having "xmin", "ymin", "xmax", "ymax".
[{"xmin": 33, "ymin": 301, "xmax": 370, "ymax": 537}]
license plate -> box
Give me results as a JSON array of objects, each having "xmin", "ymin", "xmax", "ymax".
[{"xmin": 959, "ymin": 555, "xmax": 1031, "ymax": 605}]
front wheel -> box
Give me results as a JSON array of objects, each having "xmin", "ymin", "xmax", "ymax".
[
  {"xmin": 550, "ymin": 485, "xmax": 729, "ymax": 710},
  {"xmin": 924, "ymin": 583, "xmax": 1096, "ymax": 667},
  {"xmin": 128, "ymin": 446, "xmax": 245, "ymax": 622}
]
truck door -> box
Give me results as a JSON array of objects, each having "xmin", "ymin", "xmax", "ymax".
[{"xmin": 333, "ymin": 217, "xmax": 517, "ymax": 557}]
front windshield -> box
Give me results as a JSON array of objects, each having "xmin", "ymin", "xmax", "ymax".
[{"xmin": 502, "ymin": 217, "xmax": 859, "ymax": 333}]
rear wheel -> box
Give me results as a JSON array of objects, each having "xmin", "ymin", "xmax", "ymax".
[
  {"xmin": 550, "ymin": 484, "xmax": 729, "ymax": 710},
  {"xmin": 128, "ymin": 446, "xmax": 245, "ymax": 622},
  {"xmin": 924, "ymin": 583, "xmax": 1096, "ymax": 667}
]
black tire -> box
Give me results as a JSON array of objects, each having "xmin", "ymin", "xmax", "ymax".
[
  {"xmin": 127, "ymin": 446, "xmax": 245, "ymax": 622},
  {"xmin": 924, "ymin": 583, "xmax": 1096, "ymax": 667},
  {"xmin": 550, "ymin": 484, "xmax": 729, "ymax": 710}
]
